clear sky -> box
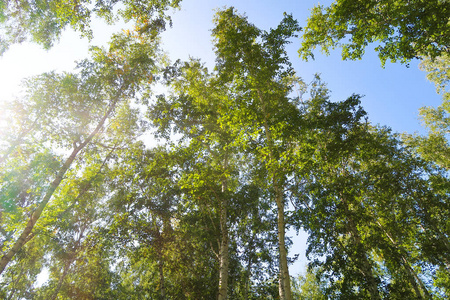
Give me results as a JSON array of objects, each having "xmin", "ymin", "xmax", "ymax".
[{"xmin": 0, "ymin": 0, "xmax": 442, "ymax": 277}]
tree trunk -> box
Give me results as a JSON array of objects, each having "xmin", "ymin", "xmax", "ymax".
[
  {"xmin": 275, "ymin": 183, "xmax": 292, "ymax": 300},
  {"xmin": 217, "ymin": 203, "xmax": 229, "ymax": 300},
  {"xmin": 50, "ymin": 258, "xmax": 75, "ymax": 300},
  {"xmin": 6, "ymin": 264, "xmax": 26, "ymax": 300},
  {"xmin": 0, "ymin": 147, "xmax": 80, "ymax": 275},
  {"xmin": 218, "ymin": 166, "xmax": 229, "ymax": 300},
  {"xmin": 158, "ymin": 256, "xmax": 165, "ymax": 300},
  {"xmin": 243, "ymin": 236, "xmax": 254, "ymax": 300},
  {"xmin": 401, "ymin": 255, "xmax": 431, "ymax": 300}
]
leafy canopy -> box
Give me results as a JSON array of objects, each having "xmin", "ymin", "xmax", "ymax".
[
  {"xmin": 0, "ymin": 0, "xmax": 181, "ymax": 55},
  {"xmin": 299, "ymin": 0, "xmax": 450, "ymax": 65}
]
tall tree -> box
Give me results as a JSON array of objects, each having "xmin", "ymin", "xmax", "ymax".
[
  {"xmin": 0, "ymin": 27, "xmax": 159, "ymax": 277},
  {"xmin": 290, "ymin": 87, "xmax": 449, "ymax": 298},
  {"xmin": 30, "ymin": 100, "xmax": 146, "ymax": 299},
  {"xmin": 150, "ymin": 58, "xmax": 240, "ymax": 299},
  {"xmin": 212, "ymin": 7, "xmax": 302, "ymax": 299}
]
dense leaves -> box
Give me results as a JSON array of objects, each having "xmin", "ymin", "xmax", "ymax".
[
  {"xmin": 299, "ymin": 0, "xmax": 450, "ymax": 65},
  {"xmin": 0, "ymin": 0, "xmax": 181, "ymax": 54}
]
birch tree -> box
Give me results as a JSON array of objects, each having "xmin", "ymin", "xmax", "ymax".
[
  {"xmin": 212, "ymin": 8, "xmax": 301, "ymax": 299},
  {"xmin": 0, "ymin": 26, "xmax": 160, "ymax": 279}
]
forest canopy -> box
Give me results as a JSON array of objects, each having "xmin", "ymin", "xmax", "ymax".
[{"xmin": 0, "ymin": 1, "xmax": 449, "ymax": 299}]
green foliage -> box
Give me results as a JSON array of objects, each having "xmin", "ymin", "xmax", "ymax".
[
  {"xmin": 403, "ymin": 53, "xmax": 450, "ymax": 170},
  {"xmin": 0, "ymin": 235, "xmax": 50, "ymax": 299},
  {"xmin": 299, "ymin": 0, "xmax": 450, "ymax": 66},
  {"xmin": 212, "ymin": 7, "xmax": 303, "ymax": 299},
  {"xmin": 291, "ymin": 90, "xmax": 449, "ymax": 298},
  {"xmin": 0, "ymin": 0, "xmax": 181, "ymax": 55},
  {"xmin": 291, "ymin": 268, "xmax": 326, "ymax": 300},
  {"xmin": 0, "ymin": 20, "xmax": 162, "ymax": 297},
  {"xmin": 1, "ymin": 3, "xmax": 449, "ymax": 299}
]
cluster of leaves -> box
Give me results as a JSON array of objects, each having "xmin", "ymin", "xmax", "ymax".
[
  {"xmin": 299, "ymin": 0, "xmax": 450, "ymax": 65},
  {"xmin": 0, "ymin": 0, "xmax": 181, "ymax": 54}
]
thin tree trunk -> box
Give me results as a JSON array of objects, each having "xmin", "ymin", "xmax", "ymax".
[
  {"xmin": 217, "ymin": 202, "xmax": 229, "ymax": 300},
  {"xmin": 275, "ymin": 183, "xmax": 292, "ymax": 300},
  {"xmin": 401, "ymin": 255, "xmax": 431, "ymax": 300},
  {"xmin": 218, "ymin": 157, "xmax": 229, "ymax": 300},
  {"xmin": 51, "ymin": 224, "xmax": 87, "ymax": 300},
  {"xmin": 158, "ymin": 255, "xmax": 165, "ymax": 300},
  {"xmin": 6, "ymin": 264, "xmax": 26, "ymax": 300},
  {"xmin": 0, "ymin": 93, "xmax": 121, "ymax": 275},
  {"xmin": 243, "ymin": 236, "xmax": 254, "ymax": 300},
  {"xmin": 0, "ymin": 147, "xmax": 80, "ymax": 275}
]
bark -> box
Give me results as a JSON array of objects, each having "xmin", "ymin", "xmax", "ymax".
[
  {"xmin": 218, "ymin": 159, "xmax": 229, "ymax": 300},
  {"xmin": 0, "ymin": 147, "xmax": 80, "ymax": 275},
  {"xmin": 6, "ymin": 264, "xmax": 26, "ymax": 300},
  {"xmin": 401, "ymin": 256, "xmax": 431, "ymax": 300},
  {"xmin": 158, "ymin": 256, "xmax": 165, "ymax": 300},
  {"xmin": 243, "ymin": 236, "xmax": 254, "ymax": 300},
  {"xmin": 217, "ymin": 202, "xmax": 229, "ymax": 300},
  {"xmin": 50, "ymin": 224, "xmax": 87, "ymax": 300},
  {"xmin": 275, "ymin": 184, "xmax": 292, "ymax": 300},
  {"xmin": 0, "ymin": 93, "xmax": 121, "ymax": 275}
]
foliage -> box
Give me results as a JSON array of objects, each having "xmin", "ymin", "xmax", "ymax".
[
  {"xmin": 0, "ymin": 19, "xmax": 160, "ymax": 296},
  {"xmin": 1, "ymin": 3, "xmax": 449, "ymax": 300},
  {"xmin": 404, "ymin": 53, "xmax": 450, "ymax": 170},
  {"xmin": 291, "ymin": 268, "xmax": 326, "ymax": 300},
  {"xmin": 299, "ymin": 0, "xmax": 450, "ymax": 65},
  {"xmin": 0, "ymin": 0, "xmax": 181, "ymax": 55},
  {"xmin": 212, "ymin": 7, "xmax": 302, "ymax": 299},
  {"xmin": 290, "ymin": 89, "xmax": 449, "ymax": 298}
]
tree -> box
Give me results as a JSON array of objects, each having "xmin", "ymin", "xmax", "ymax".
[
  {"xmin": 0, "ymin": 26, "xmax": 159, "ymax": 278},
  {"xmin": 227, "ymin": 178, "xmax": 280, "ymax": 299},
  {"xmin": 0, "ymin": 0, "xmax": 181, "ymax": 55},
  {"xmin": 2, "ymin": 2, "xmax": 448, "ymax": 298},
  {"xmin": 150, "ymin": 58, "xmax": 242, "ymax": 299},
  {"xmin": 102, "ymin": 144, "xmax": 205, "ymax": 299},
  {"xmin": 288, "ymin": 86, "xmax": 383, "ymax": 299},
  {"xmin": 31, "ymin": 102, "xmax": 145, "ymax": 299},
  {"xmin": 299, "ymin": 0, "xmax": 450, "ymax": 65},
  {"xmin": 290, "ymin": 86, "xmax": 449, "ymax": 298},
  {"xmin": 212, "ymin": 7, "xmax": 302, "ymax": 299}
]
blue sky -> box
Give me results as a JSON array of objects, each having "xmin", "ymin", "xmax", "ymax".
[
  {"xmin": 0, "ymin": 0, "xmax": 442, "ymax": 277},
  {"xmin": 160, "ymin": 0, "xmax": 441, "ymax": 135}
]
